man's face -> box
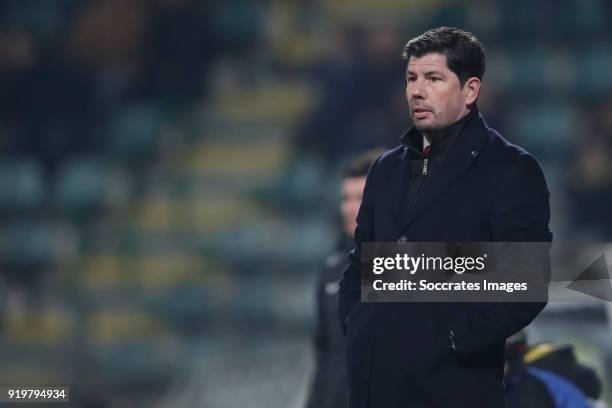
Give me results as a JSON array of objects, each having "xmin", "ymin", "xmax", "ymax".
[
  {"xmin": 341, "ymin": 176, "xmax": 366, "ymax": 237},
  {"xmin": 405, "ymin": 52, "xmax": 472, "ymax": 133}
]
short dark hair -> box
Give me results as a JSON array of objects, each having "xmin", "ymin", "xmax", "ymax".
[
  {"xmin": 343, "ymin": 148, "xmax": 385, "ymax": 179},
  {"xmin": 402, "ymin": 27, "xmax": 486, "ymax": 86}
]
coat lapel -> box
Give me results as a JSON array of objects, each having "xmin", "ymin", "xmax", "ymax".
[
  {"xmin": 396, "ymin": 114, "xmax": 491, "ymax": 238},
  {"xmin": 392, "ymin": 148, "xmax": 414, "ymax": 227}
]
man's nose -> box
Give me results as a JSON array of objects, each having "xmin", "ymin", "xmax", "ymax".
[{"xmin": 407, "ymin": 80, "xmax": 425, "ymax": 99}]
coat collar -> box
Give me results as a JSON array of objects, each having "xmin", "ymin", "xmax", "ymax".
[
  {"xmin": 396, "ymin": 111, "xmax": 491, "ymax": 239},
  {"xmin": 399, "ymin": 108, "xmax": 477, "ymax": 157}
]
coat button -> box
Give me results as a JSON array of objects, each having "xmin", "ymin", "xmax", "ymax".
[{"xmin": 398, "ymin": 235, "xmax": 408, "ymax": 243}]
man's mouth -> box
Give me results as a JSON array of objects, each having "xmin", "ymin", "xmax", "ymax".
[{"xmin": 412, "ymin": 108, "xmax": 432, "ymax": 119}]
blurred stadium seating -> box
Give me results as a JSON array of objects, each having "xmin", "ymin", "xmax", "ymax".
[{"xmin": 0, "ymin": 0, "xmax": 611, "ymax": 406}]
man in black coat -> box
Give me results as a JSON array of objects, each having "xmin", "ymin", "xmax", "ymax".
[
  {"xmin": 305, "ymin": 150, "xmax": 383, "ymax": 408},
  {"xmin": 338, "ymin": 27, "xmax": 552, "ymax": 408}
]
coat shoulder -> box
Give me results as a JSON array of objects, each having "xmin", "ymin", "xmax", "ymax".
[
  {"xmin": 368, "ymin": 145, "xmax": 404, "ymax": 173},
  {"xmin": 378, "ymin": 145, "xmax": 405, "ymax": 162},
  {"xmin": 485, "ymin": 128, "xmax": 549, "ymax": 195},
  {"xmin": 356, "ymin": 146, "xmax": 404, "ymax": 191},
  {"xmin": 487, "ymin": 128, "xmax": 533, "ymax": 162},
  {"xmin": 485, "ymin": 128, "xmax": 545, "ymax": 176}
]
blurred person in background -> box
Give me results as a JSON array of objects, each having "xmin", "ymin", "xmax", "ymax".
[
  {"xmin": 338, "ymin": 27, "xmax": 552, "ymax": 407},
  {"xmin": 305, "ymin": 149, "xmax": 383, "ymax": 408},
  {"xmin": 505, "ymin": 331, "xmax": 605, "ymax": 408}
]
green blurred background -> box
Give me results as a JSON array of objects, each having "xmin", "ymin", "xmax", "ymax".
[{"xmin": 0, "ymin": 0, "xmax": 611, "ymax": 406}]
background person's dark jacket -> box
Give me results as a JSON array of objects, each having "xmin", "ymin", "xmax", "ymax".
[
  {"xmin": 506, "ymin": 344, "xmax": 603, "ymax": 408},
  {"xmin": 338, "ymin": 112, "xmax": 552, "ymax": 408},
  {"xmin": 304, "ymin": 245, "xmax": 350, "ymax": 408}
]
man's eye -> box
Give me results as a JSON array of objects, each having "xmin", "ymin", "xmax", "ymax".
[
  {"xmin": 430, "ymin": 77, "xmax": 441, "ymax": 82},
  {"xmin": 407, "ymin": 77, "xmax": 416, "ymax": 82}
]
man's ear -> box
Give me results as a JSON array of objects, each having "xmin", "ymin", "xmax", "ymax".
[{"xmin": 463, "ymin": 77, "xmax": 481, "ymax": 106}]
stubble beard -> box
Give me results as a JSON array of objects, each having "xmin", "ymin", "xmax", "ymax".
[
  {"xmin": 410, "ymin": 106, "xmax": 439, "ymax": 136},
  {"xmin": 412, "ymin": 117, "xmax": 439, "ymax": 137}
]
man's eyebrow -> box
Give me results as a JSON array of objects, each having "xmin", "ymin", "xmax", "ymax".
[{"xmin": 406, "ymin": 69, "xmax": 445, "ymax": 76}]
